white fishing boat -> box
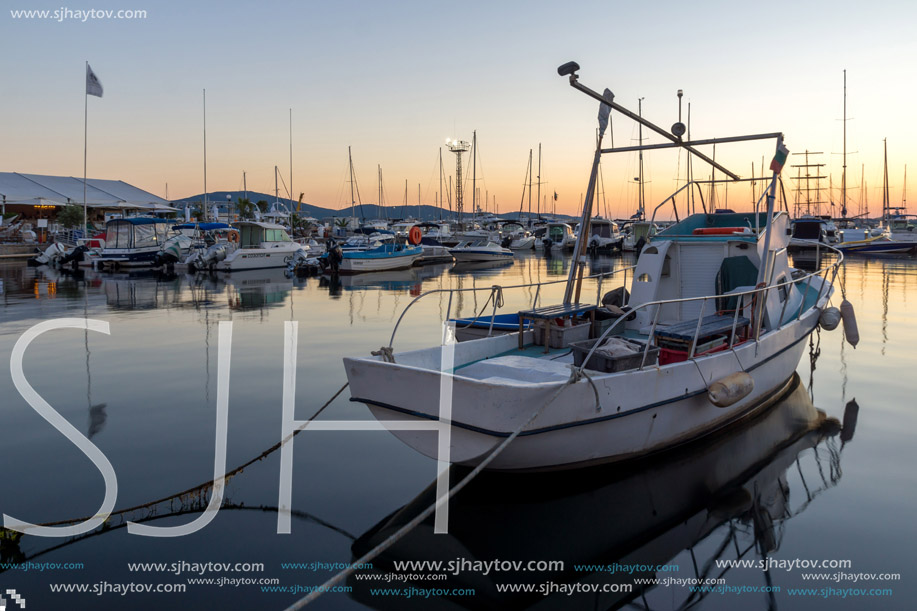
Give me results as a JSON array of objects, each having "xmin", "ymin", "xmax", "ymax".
[
  {"xmin": 342, "ymin": 63, "xmax": 847, "ymax": 471},
  {"xmin": 449, "ymin": 239, "xmax": 514, "ymax": 262}
]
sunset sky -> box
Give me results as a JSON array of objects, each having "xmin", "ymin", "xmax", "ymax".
[{"xmin": 3, "ymin": 0, "xmax": 916, "ymax": 218}]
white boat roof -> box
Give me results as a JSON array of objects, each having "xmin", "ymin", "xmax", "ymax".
[{"xmin": 234, "ymin": 221, "xmax": 288, "ymax": 229}]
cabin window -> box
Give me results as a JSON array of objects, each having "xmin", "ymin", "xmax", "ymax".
[
  {"xmin": 106, "ymin": 222, "xmax": 131, "ymax": 248},
  {"xmin": 661, "ymin": 255, "xmax": 671, "ymax": 277},
  {"xmin": 644, "ymin": 246, "xmax": 659, "ymax": 255},
  {"xmin": 777, "ymin": 275, "xmax": 788, "ymax": 302},
  {"xmin": 638, "ymin": 273, "xmax": 652, "ymax": 283}
]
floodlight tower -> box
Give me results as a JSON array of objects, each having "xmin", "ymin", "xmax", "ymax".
[{"xmin": 446, "ymin": 138, "xmax": 471, "ymax": 224}]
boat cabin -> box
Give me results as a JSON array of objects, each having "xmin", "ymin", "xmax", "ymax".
[
  {"xmin": 235, "ymin": 221, "xmax": 293, "ymax": 248},
  {"xmin": 103, "ymin": 217, "xmax": 173, "ymax": 251}
]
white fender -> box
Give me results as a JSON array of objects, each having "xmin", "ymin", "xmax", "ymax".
[
  {"xmin": 708, "ymin": 371, "xmax": 755, "ymax": 408},
  {"xmin": 840, "ymin": 299, "xmax": 858, "ymax": 347}
]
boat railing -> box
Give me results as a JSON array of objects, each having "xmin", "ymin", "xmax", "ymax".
[
  {"xmin": 387, "ymin": 265, "xmax": 638, "ymax": 349},
  {"xmin": 576, "ymin": 245, "xmax": 844, "ymax": 375},
  {"xmin": 649, "ymin": 177, "xmax": 791, "ymax": 231}
]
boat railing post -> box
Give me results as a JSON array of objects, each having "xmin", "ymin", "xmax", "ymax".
[
  {"xmin": 641, "ymin": 303, "xmax": 662, "ymax": 370},
  {"xmin": 623, "ymin": 267, "xmax": 629, "ymax": 307},
  {"xmin": 754, "ymin": 253, "xmax": 777, "ymax": 343},
  {"xmin": 445, "ymin": 291, "xmax": 454, "ymax": 326},
  {"xmin": 797, "ymin": 274, "xmax": 813, "ymax": 321},
  {"xmin": 688, "ymin": 298, "xmax": 707, "ymax": 359},
  {"xmin": 811, "ymin": 267, "xmax": 830, "ymax": 310},
  {"xmin": 777, "ymin": 276, "xmax": 791, "ymax": 329},
  {"xmin": 532, "ymin": 285, "xmax": 540, "ymax": 309},
  {"xmin": 728, "ymin": 294, "xmax": 742, "ymax": 348},
  {"xmin": 487, "ymin": 289, "xmax": 499, "ymax": 337},
  {"xmin": 596, "ymin": 273, "xmax": 603, "ymax": 306}
]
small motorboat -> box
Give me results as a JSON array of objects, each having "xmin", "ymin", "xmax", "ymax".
[{"xmin": 449, "ymin": 239, "xmax": 514, "ymax": 262}]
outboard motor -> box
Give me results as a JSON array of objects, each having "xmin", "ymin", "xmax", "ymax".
[
  {"xmin": 188, "ymin": 243, "xmax": 227, "ymax": 272},
  {"xmin": 59, "ymin": 244, "xmax": 89, "ymax": 270},
  {"xmin": 501, "ymin": 235, "xmax": 513, "ymax": 249},
  {"xmin": 29, "ymin": 243, "xmax": 67, "ymax": 267},
  {"xmin": 542, "ymin": 237, "xmax": 553, "ymax": 254},
  {"xmin": 325, "ymin": 239, "xmax": 343, "ymax": 272}
]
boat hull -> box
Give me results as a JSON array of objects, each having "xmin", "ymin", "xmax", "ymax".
[
  {"xmin": 216, "ymin": 245, "xmax": 303, "ymax": 271},
  {"xmin": 344, "ymin": 307, "xmax": 821, "ymax": 471},
  {"xmin": 338, "ymin": 252, "xmax": 421, "ymax": 272}
]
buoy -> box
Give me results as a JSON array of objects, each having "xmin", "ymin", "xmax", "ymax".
[
  {"xmin": 819, "ymin": 307, "xmax": 841, "ymax": 331},
  {"xmin": 708, "ymin": 371, "xmax": 755, "ymax": 407},
  {"xmin": 840, "ymin": 299, "xmax": 859, "ymax": 347},
  {"xmin": 408, "ymin": 226, "xmax": 423, "ymax": 245}
]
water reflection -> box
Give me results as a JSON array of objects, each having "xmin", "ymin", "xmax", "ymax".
[{"xmin": 348, "ymin": 375, "xmax": 850, "ymax": 610}]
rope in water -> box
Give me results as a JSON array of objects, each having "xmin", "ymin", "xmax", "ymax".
[
  {"xmin": 284, "ymin": 365, "xmax": 594, "ymax": 609},
  {"xmin": 26, "ymin": 382, "xmax": 350, "ymax": 529}
]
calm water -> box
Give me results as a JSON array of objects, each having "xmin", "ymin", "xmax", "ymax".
[{"xmin": 0, "ymin": 252, "xmax": 915, "ymax": 610}]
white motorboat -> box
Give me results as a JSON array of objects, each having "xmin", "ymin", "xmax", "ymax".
[
  {"xmin": 197, "ymin": 221, "xmax": 306, "ymax": 272},
  {"xmin": 449, "ymin": 239, "xmax": 514, "ymax": 262},
  {"xmin": 583, "ymin": 216, "xmax": 624, "ymax": 252},
  {"xmin": 342, "ymin": 63, "xmax": 846, "ymax": 471},
  {"xmin": 94, "ymin": 217, "xmax": 176, "ymax": 269}
]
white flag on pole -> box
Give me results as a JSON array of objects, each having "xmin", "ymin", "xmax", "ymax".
[{"xmin": 86, "ymin": 64, "xmax": 103, "ymax": 98}]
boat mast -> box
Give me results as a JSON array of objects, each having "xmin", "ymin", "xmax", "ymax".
[
  {"xmin": 348, "ymin": 146, "xmax": 355, "ymax": 223},
  {"xmin": 638, "ymin": 97, "xmax": 645, "ymax": 219},
  {"xmin": 842, "ymin": 70, "xmax": 847, "ymax": 218},
  {"xmin": 883, "ymin": 138, "xmax": 889, "ymax": 223},
  {"xmin": 471, "ymin": 130, "xmax": 477, "ymax": 224},
  {"xmin": 203, "ymin": 89, "xmax": 208, "ymax": 222},
  {"xmin": 536, "ymin": 143, "xmax": 542, "ymax": 220},
  {"xmin": 527, "ymin": 148, "xmax": 533, "ymax": 222},
  {"xmin": 438, "ymin": 148, "xmax": 444, "ymax": 221},
  {"xmin": 289, "ymin": 108, "xmax": 293, "ymax": 215}
]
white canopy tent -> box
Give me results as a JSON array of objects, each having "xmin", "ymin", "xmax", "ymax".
[{"xmin": 0, "ymin": 172, "xmax": 176, "ymax": 214}]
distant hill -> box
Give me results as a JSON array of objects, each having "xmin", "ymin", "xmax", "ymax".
[{"xmin": 171, "ymin": 191, "xmax": 577, "ymax": 223}]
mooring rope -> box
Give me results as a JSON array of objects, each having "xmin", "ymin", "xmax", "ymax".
[
  {"xmin": 285, "ymin": 368, "xmax": 591, "ymax": 609},
  {"xmin": 457, "ymin": 284, "xmax": 504, "ymax": 329},
  {"xmin": 22, "ymin": 382, "xmax": 350, "ymax": 529},
  {"xmin": 371, "ymin": 346, "xmax": 396, "ymax": 363}
]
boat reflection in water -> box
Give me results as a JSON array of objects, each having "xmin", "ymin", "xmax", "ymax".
[
  {"xmin": 348, "ymin": 375, "xmax": 852, "ymax": 610},
  {"xmin": 320, "ymin": 263, "xmax": 450, "ymax": 297},
  {"xmin": 450, "ymin": 260, "xmax": 515, "ymax": 277}
]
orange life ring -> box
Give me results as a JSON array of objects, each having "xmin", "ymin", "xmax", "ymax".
[
  {"xmin": 408, "ymin": 226, "xmax": 423, "ymax": 245},
  {"xmin": 227, "ymin": 230, "xmax": 240, "ymax": 243}
]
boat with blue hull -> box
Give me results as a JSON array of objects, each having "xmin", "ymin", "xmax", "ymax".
[{"xmin": 326, "ymin": 243, "xmax": 423, "ymax": 273}]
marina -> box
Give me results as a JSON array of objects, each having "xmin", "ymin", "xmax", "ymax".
[
  {"xmin": 1, "ymin": 247, "xmax": 915, "ymax": 609},
  {"xmin": 4, "ymin": 2, "xmax": 917, "ymax": 608}
]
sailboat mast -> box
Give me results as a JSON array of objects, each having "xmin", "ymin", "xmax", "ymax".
[
  {"xmin": 537, "ymin": 143, "xmax": 542, "ymax": 219},
  {"xmin": 348, "ymin": 146, "xmax": 355, "ymax": 222},
  {"xmin": 883, "ymin": 139, "xmax": 889, "ymax": 222},
  {"xmin": 439, "ymin": 148, "xmax": 444, "ymax": 221},
  {"xmin": 289, "ymin": 108, "xmax": 293, "ymax": 213},
  {"xmin": 472, "ymin": 130, "xmax": 477, "ymax": 220},
  {"xmin": 203, "ymin": 89, "xmax": 208, "ymax": 222},
  {"xmin": 638, "ymin": 97, "xmax": 644, "ymax": 218},
  {"xmin": 842, "ymin": 70, "xmax": 847, "ymax": 217},
  {"xmin": 527, "ymin": 148, "xmax": 533, "ymax": 222}
]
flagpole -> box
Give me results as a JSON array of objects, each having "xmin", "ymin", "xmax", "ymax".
[{"xmin": 83, "ymin": 60, "xmax": 89, "ymax": 235}]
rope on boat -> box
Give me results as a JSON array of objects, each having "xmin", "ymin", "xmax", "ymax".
[
  {"xmin": 371, "ymin": 346, "xmax": 396, "ymax": 363},
  {"xmin": 284, "ymin": 367, "xmax": 590, "ymax": 610},
  {"xmin": 457, "ymin": 284, "xmax": 504, "ymax": 329}
]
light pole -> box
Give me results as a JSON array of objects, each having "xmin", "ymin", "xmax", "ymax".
[{"xmin": 226, "ymin": 194, "xmax": 232, "ymax": 223}]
